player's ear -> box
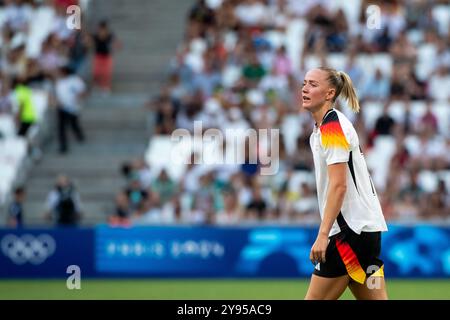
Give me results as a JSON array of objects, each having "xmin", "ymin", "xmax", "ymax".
[{"xmin": 325, "ymin": 88, "xmax": 335, "ymax": 101}]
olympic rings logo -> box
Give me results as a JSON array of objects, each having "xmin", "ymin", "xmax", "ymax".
[{"xmin": 1, "ymin": 234, "xmax": 56, "ymax": 265}]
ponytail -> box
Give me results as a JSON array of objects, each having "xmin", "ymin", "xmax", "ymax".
[
  {"xmin": 318, "ymin": 67, "xmax": 360, "ymax": 113},
  {"xmin": 338, "ymin": 71, "xmax": 360, "ymax": 113}
]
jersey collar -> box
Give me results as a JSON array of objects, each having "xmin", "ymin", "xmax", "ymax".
[{"xmin": 315, "ymin": 108, "xmax": 334, "ymax": 128}]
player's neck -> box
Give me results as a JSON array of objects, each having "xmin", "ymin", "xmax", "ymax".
[{"xmin": 313, "ymin": 106, "xmax": 334, "ymax": 128}]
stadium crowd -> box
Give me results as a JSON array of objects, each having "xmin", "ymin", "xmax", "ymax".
[
  {"xmin": 109, "ymin": 0, "xmax": 450, "ymax": 227},
  {"xmin": 0, "ymin": 0, "xmax": 122, "ymax": 226},
  {"xmin": 1, "ymin": 0, "xmax": 449, "ymax": 227},
  {"xmin": 0, "ymin": 0, "xmax": 89, "ymax": 113},
  {"xmin": 0, "ymin": 0, "xmax": 90, "ymax": 226}
]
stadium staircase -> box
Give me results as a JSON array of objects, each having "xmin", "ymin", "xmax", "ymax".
[{"xmin": 23, "ymin": 0, "xmax": 194, "ymax": 226}]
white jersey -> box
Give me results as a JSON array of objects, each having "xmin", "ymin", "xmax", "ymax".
[
  {"xmin": 310, "ymin": 108, "xmax": 388, "ymax": 237},
  {"xmin": 55, "ymin": 75, "xmax": 86, "ymax": 114}
]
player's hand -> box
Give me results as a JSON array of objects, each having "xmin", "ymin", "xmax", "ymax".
[{"xmin": 310, "ymin": 234, "xmax": 328, "ymax": 265}]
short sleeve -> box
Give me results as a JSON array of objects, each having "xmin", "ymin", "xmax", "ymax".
[{"xmin": 320, "ymin": 111, "xmax": 351, "ymax": 165}]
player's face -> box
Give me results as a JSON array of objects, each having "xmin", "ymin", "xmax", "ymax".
[{"xmin": 301, "ymin": 69, "xmax": 333, "ymax": 113}]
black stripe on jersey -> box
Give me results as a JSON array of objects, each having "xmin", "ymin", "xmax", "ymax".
[
  {"xmin": 321, "ymin": 109, "xmax": 337, "ymax": 125},
  {"xmin": 348, "ymin": 151, "xmax": 359, "ymax": 195},
  {"xmin": 369, "ymin": 175, "xmax": 376, "ymax": 196},
  {"xmin": 336, "ymin": 211, "xmax": 348, "ymax": 231},
  {"xmin": 359, "ymin": 145, "xmax": 376, "ymax": 196}
]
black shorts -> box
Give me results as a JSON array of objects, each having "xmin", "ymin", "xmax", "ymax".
[{"xmin": 313, "ymin": 223, "xmax": 384, "ymax": 284}]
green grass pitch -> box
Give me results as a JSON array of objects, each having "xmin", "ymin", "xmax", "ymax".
[{"xmin": 0, "ymin": 279, "xmax": 449, "ymax": 299}]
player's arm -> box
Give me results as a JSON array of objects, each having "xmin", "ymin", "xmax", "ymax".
[
  {"xmin": 310, "ymin": 162, "xmax": 347, "ymax": 264},
  {"xmin": 311, "ymin": 110, "xmax": 351, "ymax": 264},
  {"xmin": 320, "ymin": 163, "xmax": 347, "ymax": 237}
]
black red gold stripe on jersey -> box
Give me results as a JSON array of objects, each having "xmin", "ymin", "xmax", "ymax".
[
  {"xmin": 320, "ymin": 111, "xmax": 350, "ymax": 150},
  {"xmin": 335, "ymin": 238, "xmax": 367, "ymax": 284}
]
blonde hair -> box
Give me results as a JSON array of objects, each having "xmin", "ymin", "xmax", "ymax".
[{"xmin": 318, "ymin": 67, "xmax": 360, "ymax": 113}]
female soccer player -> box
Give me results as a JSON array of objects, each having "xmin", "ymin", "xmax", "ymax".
[{"xmin": 302, "ymin": 67, "xmax": 388, "ymax": 300}]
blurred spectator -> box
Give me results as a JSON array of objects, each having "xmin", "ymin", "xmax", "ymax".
[
  {"xmin": 52, "ymin": 1, "xmax": 78, "ymax": 41},
  {"xmin": 291, "ymin": 182, "xmax": 319, "ymax": 221},
  {"xmin": 423, "ymin": 180, "xmax": 450, "ymax": 220},
  {"xmin": 215, "ymin": 0, "xmax": 239, "ymax": 30},
  {"xmin": 373, "ymin": 101, "xmax": 395, "ymax": 136},
  {"xmin": 419, "ymin": 100, "xmax": 439, "ymax": 135},
  {"xmin": 413, "ymin": 5, "xmax": 439, "ymax": 31},
  {"xmin": 38, "ymin": 33, "xmax": 67, "ymax": 77},
  {"xmin": 197, "ymin": 96, "xmax": 227, "ymax": 129},
  {"xmin": 188, "ymin": 171, "xmax": 221, "ymax": 225},
  {"xmin": 389, "ymin": 31, "xmax": 417, "ymax": 65},
  {"xmin": 273, "ymin": 45, "xmax": 292, "ymax": 77},
  {"xmin": 193, "ymin": 55, "xmax": 222, "ymax": 98},
  {"xmin": 151, "ymin": 169, "xmax": 177, "ymax": 205},
  {"xmin": 408, "ymin": 128, "xmax": 447, "ymax": 171},
  {"xmin": 393, "ymin": 193, "xmax": 422, "ymax": 222},
  {"xmin": 130, "ymin": 191, "xmax": 163, "ymax": 225},
  {"xmin": 304, "ymin": 3, "xmax": 335, "ymax": 53},
  {"xmin": 119, "ymin": 157, "xmax": 154, "ymax": 189},
  {"xmin": 90, "ymin": 20, "xmax": 121, "ymax": 94},
  {"xmin": 428, "ymin": 66, "xmax": 450, "ymax": 101},
  {"xmin": 259, "ymin": 66, "xmax": 288, "ymax": 93},
  {"xmin": 45, "ymin": 174, "xmax": 83, "ymax": 226},
  {"xmin": 390, "ymin": 64, "xmax": 409, "ymax": 99},
  {"xmin": 245, "ymin": 183, "xmax": 267, "ymax": 220},
  {"xmin": 360, "ymin": 68, "xmax": 390, "ymax": 101},
  {"xmin": 399, "ymin": 169, "xmax": 424, "ymax": 204},
  {"xmin": 7, "ymin": 186, "xmax": 25, "ymax": 228},
  {"xmin": 291, "ymin": 129, "xmax": 314, "ymax": 171},
  {"xmin": 0, "ymin": 76, "xmax": 14, "ymax": 114},
  {"xmin": 180, "ymin": 154, "xmax": 203, "ymax": 193},
  {"xmin": 215, "ymin": 188, "xmax": 242, "ymax": 225},
  {"xmin": 406, "ymin": 68, "xmax": 427, "ymax": 100},
  {"xmin": 13, "ymin": 75, "xmax": 36, "ymax": 136},
  {"xmin": 0, "ymin": 25, "xmax": 14, "ymax": 62},
  {"xmin": 153, "ymin": 96, "xmax": 177, "ymax": 135},
  {"xmin": 372, "ymin": 26, "xmax": 392, "ymax": 53},
  {"xmin": 389, "ymin": 135, "xmax": 410, "ymax": 173},
  {"xmin": 189, "ymin": 0, "xmax": 216, "ymax": 28},
  {"xmin": 381, "ymin": 0, "xmax": 407, "ymax": 40},
  {"xmin": 124, "ymin": 173, "xmax": 149, "ymax": 213},
  {"xmin": 55, "ymin": 65, "xmax": 87, "ymax": 154},
  {"xmin": 2, "ymin": 0, "xmax": 32, "ymax": 33},
  {"xmin": 132, "ymin": 157, "xmax": 154, "ymax": 189},
  {"xmin": 234, "ymin": 0, "xmax": 268, "ymax": 28},
  {"xmin": 434, "ymin": 40, "xmax": 450, "ymax": 71},
  {"xmin": 240, "ymin": 142, "xmax": 260, "ymax": 178},
  {"xmin": 26, "ymin": 59, "xmax": 46, "ymax": 87},
  {"xmin": 343, "ymin": 53, "xmax": 364, "ymax": 93},
  {"xmin": 108, "ymin": 191, "xmax": 131, "ymax": 226},
  {"xmin": 324, "ymin": 8, "xmax": 348, "ymax": 52},
  {"xmin": 242, "ymin": 51, "xmax": 266, "ymax": 85},
  {"xmin": 130, "ymin": 197, "xmax": 153, "ymax": 225},
  {"xmin": 379, "ymin": 193, "xmax": 395, "ymax": 221},
  {"xmin": 175, "ymin": 90, "xmax": 203, "ymax": 132},
  {"xmin": 2, "ymin": 39, "xmax": 27, "ymax": 78},
  {"xmin": 68, "ymin": 30, "xmax": 90, "ymax": 74}
]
